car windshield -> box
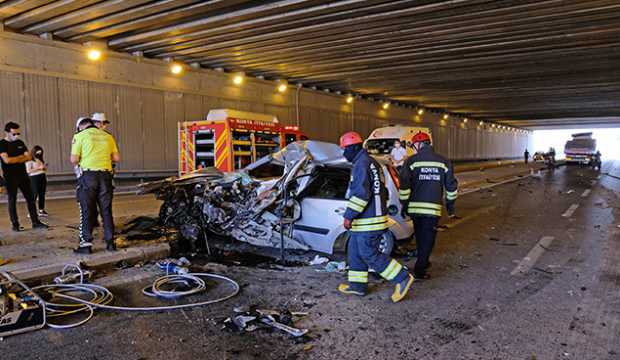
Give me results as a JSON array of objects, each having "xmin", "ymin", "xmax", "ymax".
[
  {"xmin": 366, "ymin": 138, "xmax": 399, "ymax": 155},
  {"xmin": 565, "ymin": 139, "xmax": 595, "ymax": 150},
  {"xmin": 247, "ymin": 162, "xmax": 284, "ymax": 179}
]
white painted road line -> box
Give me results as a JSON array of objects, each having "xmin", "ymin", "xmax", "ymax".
[
  {"xmin": 581, "ymin": 189, "xmax": 591, "ymax": 198},
  {"xmin": 441, "ymin": 205, "xmax": 496, "ymax": 229},
  {"xmin": 461, "ymin": 173, "xmax": 532, "ymax": 196},
  {"xmin": 511, "ymin": 236, "xmax": 555, "ymax": 276},
  {"xmin": 562, "ymin": 204, "xmax": 579, "ymax": 218}
]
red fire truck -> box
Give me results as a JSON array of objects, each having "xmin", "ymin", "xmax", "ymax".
[{"xmin": 179, "ymin": 109, "xmax": 306, "ymax": 174}]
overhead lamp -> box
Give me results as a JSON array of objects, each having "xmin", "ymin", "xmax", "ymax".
[
  {"xmin": 463, "ymin": 118, "xmax": 468, "ymax": 123},
  {"xmin": 417, "ymin": 108, "xmax": 424, "ymax": 116},
  {"xmin": 443, "ymin": 114, "xmax": 449, "ymax": 120},
  {"xmin": 346, "ymin": 95, "xmax": 354, "ymax": 104},
  {"xmin": 170, "ymin": 63, "xmax": 183, "ymax": 75},
  {"xmin": 382, "ymin": 102, "xmax": 390, "ymax": 110},
  {"xmin": 87, "ymin": 48, "xmax": 102, "ymax": 61},
  {"xmin": 233, "ymin": 72, "xmax": 245, "ymax": 85},
  {"xmin": 276, "ymin": 79, "xmax": 288, "ymax": 93},
  {"xmin": 491, "ymin": 124, "xmax": 496, "ymax": 128},
  {"xmin": 479, "ymin": 121, "xmax": 484, "ymax": 126}
]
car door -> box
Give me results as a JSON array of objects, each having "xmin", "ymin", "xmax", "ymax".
[{"xmin": 293, "ymin": 167, "xmax": 351, "ymax": 254}]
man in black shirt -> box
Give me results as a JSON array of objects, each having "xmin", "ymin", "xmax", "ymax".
[{"xmin": 0, "ymin": 122, "xmax": 47, "ymax": 231}]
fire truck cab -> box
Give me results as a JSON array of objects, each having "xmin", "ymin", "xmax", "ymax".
[{"xmin": 179, "ymin": 109, "xmax": 305, "ymax": 174}]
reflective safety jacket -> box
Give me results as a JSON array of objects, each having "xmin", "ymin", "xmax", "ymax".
[
  {"xmin": 398, "ymin": 146, "xmax": 458, "ymax": 217},
  {"xmin": 344, "ymin": 149, "xmax": 389, "ymax": 232}
]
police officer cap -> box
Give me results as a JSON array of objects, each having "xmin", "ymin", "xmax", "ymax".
[{"xmin": 91, "ymin": 112, "xmax": 109, "ymax": 124}]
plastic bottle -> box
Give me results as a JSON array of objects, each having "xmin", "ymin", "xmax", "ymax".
[{"xmin": 157, "ymin": 262, "xmax": 189, "ymax": 275}]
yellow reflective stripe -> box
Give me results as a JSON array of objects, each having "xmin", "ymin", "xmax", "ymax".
[
  {"xmin": 410, "ymin": 161, "xmax": 448, "ymax": 172},
  {"xmin": 409, "ymin": 202, "xmax": 442, "ymax": 210},
  {"xmin": 349, "ymin": 270, "xmax": 368, "ymax": 276},
  {"xmin": 399, "ymin": 189, "xmax": 411, "ymax": 200},
  {"xmin": 351, "ymin": 223, "xmax": 389, "ymax": 232},
  {"xmin": 380, "ymin": 260, "xmax": 403, "ymax": 280},
  {"xmin": 348, "ymin": 270, "xmax": 369, "ymax": 283},
  {"xmin": 408, "ymin": 208, "xmax": 442, "ymax": 216},
  {"xmin": 446, "ymin": 190, "xmax": 458, "ymax": 200},
  {"xmin": 350, "ymin": 196, "xmax": 368, "ymax": 207},
  {"xmin": 352, "ymin": 215, "xmax": 388, "ymax": 225},
  {"xmin": 347, "ymin": 202, "xmax": 364, "ymax": 212}
]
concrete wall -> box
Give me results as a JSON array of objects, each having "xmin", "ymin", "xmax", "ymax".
[{"xmin": 0, "ymin": 31, "xmax": 530, "ymax": 176}]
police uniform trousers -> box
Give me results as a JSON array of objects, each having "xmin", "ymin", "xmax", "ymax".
[
  {"xmin": 347, "ymin": 230, "xmax": 409, "ymax": 292},
  {"xmin": 77, "ymin": 170, "xmax": 114, "ymax": 247},
  {"xmin": 412, "ymin": 215, "xmax": 439, "ymax": 277}
]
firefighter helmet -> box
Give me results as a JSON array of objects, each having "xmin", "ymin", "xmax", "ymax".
[
  {"xmin": 411, "ymin": 131, "xmax": 431, "ymax": 144},
  {"xmin": 339, "ymin": 131, "xmax": 363, "ymax": 148}
]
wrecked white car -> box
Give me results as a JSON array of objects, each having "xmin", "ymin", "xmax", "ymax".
[{"xmin": 139, "ymin": 141, "xmax": 413, "ymax": 255}]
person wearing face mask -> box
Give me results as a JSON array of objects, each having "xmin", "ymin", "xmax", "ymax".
[
  {"xmin": 0, "ymin": 122, "xmax": 48, "ymax": 231},
  {"xmin": 389, "ymin": 139, "xmax": 407, "ymax": 170},
  {"xmin": 337, "ymin": 131, "xmax": 414, "ymax": 303},
  {"xmin": 26, "ymin": 145, "xmax": 48, "ymax": 217}
]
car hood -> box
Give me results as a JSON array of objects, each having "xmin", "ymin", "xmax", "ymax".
[{"xmin": 246, "ymin": 141, "xmax": 348, "ymax": 171}]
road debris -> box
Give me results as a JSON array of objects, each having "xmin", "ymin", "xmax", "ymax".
[
  {"xmin": 317, "ymin": 261, "xmax": 346, "ymax": 273},
  {"xmin": 223, "ymin": 306, "xmax": 309, "ymax": 337},
  {"xmin": 117, "ymin": 216, "xmax": 166, "ymax": 240},
  {"xmin": 308, "ymin": 255, "xmax": 329, "ymax": 266}
]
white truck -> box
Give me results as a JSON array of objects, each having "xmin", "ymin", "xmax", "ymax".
[{"xmin": 564, "ymin": 132, "xmax": 597, "ymax": 165}]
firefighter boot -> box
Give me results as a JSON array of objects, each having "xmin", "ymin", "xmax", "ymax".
[
  {"xmin": 338, "ymin": 283, "xmax": 366, "ymax": 297},
  {"xmin": 391, "ymin": 274, "xmax": 414, "ymax": 303}
]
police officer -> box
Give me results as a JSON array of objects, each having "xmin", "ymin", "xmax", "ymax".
[
  {"xmin": 399, "ymin": 131, "xmax": 458, "ymax": 279},
  {"xmin": 70, "ymin": 117, "xmax": 120, "ymax": 254},
  {"xmin": 338, "ymin": 131, "xmax": 414, "ymax": 303}
]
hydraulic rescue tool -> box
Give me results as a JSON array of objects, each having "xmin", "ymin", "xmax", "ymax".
[{"xmin": 0, "ymin": 272, "xmax": 45, "ymax": 338}]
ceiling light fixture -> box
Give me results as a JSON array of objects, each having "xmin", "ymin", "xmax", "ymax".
[{"xmin": 170, "ymin": 63, "xmax": 183, "ymax": 75}]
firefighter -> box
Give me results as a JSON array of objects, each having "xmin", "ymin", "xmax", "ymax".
[
  {"xmin": 338, "ymin": 131, "xmax": 414, "ymax": 303},
  {"xmin": 399, "ymin": 131, "xmax": 458, "ymax": 280}
]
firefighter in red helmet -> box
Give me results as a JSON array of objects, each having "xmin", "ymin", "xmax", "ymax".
[
  {"xmin": 399, "ymin": 131, "xmax": 458, "ymax": 280},
  {"xmin": 338, "ymin": 131, "xmax": 414, "ymax": 302}
]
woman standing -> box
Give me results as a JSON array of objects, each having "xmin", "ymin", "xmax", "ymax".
[{"xmin": 26, "ymin": 145, "xmax": 48, "ymax": 216}]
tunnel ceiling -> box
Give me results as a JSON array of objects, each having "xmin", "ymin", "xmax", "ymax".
[{"xmin": 2, "ymin": 0, "xmax": 620, "ymax": 128}]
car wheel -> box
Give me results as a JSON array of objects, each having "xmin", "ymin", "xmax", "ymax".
[{"xmin": 378, "ymin": 231, "xmax": 395, "ymax": 255}]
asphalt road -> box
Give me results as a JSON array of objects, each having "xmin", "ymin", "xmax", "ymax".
[{"xmin": 3, "ymin": 161, "xmax": 619, "ymax": 360}]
